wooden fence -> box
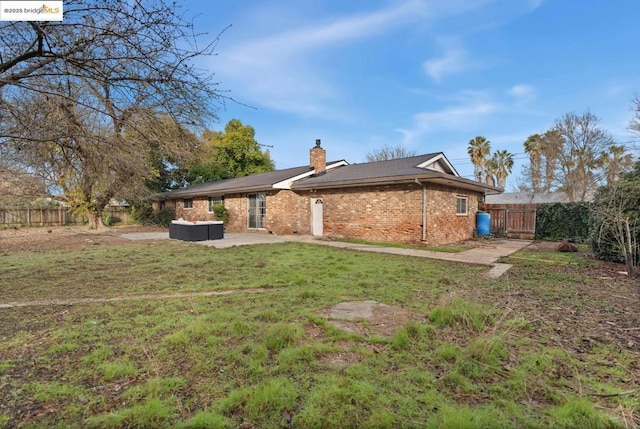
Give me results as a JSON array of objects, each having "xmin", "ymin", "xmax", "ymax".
[
  {"xmin": 0, "ymin": 207, "xmax": 132, "ymax": 226},
  {"xmin": 485, "ymin": 203, "xmax": 538, "ymax": 239}
]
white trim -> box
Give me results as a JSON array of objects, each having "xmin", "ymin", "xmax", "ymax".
[
  {"xmin": 417, "ymin": 153, "xmax": 459, "ymax": 177},
  {"xmin": 456, "ymin": 195, "xmax": 468, "ymax": 216},
  {"xmin": 272, "ymin": 160, "xmax": 349, "ymax": 189}
]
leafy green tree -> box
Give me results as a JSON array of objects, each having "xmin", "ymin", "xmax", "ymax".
[
  {"xmin": 184, "ymin": 119, "xmax": 275, "ymax": 185},
  {"xmin": 467, "ymin": 136, "xmax": 491, "ymax": 183}
]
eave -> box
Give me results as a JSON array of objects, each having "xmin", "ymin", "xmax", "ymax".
[{"xmin": 292, "ymin": 173, "xmax": 502, "ymax": 194}]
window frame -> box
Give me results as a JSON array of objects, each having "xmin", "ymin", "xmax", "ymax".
[
  {"xmin": 456, "ymin": 195, "xmax": 468, "ymax": 216},
  {"xmin": 183, "ymin": 198, "xmax": 194, "ymax": 210},
  {"xmin": 207, "ymin": 196, "xmax": 225, "ymax": 212}
]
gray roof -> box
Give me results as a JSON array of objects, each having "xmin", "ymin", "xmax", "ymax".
[
  {"xmin": 154, "ymin": 153, "xmax": 501, "ymax": 200},
  {"xmin": 293, "ymin": 153, "xmax": 440, "ymax": 187},
  {"xmin": 152, "ymin": 165, "xmax": 315, "ymax": 199},
  {"xmin": 292, "ymin": 153, "xmax": 501, "ymax": 194},
  {"xmin": 485, "ymin": 191, "xmax": 571, "ymax": 205}
]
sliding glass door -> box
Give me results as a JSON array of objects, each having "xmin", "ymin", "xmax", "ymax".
[{"xmin": 248, "ymin": 193, "xmax": 266, "ymax": 229}]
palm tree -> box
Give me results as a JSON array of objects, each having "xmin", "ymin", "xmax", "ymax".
[
  {"xmin": 540, "ymin": 129, "xmax": 563, "ymax": 192},
  {"xmin": 493, "ymin": 150, "xmax": 514, "ymax": 189},
  {"xmin": 601, "ymin": 144, "xmax": 634, "ymax": 185},
  {"xmin": 485, "ymin": 157, "xmax": 498, "ymax": 187},
  {"xmin": 524, "ymin": 134, "xmax": 543, "ymax": 192},
  {"xmin": 467, "ymin": 136, "xmax": 491, "ymax": 182}
]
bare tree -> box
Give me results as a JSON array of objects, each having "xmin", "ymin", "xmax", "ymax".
[
  {"xmin": 592, "ymin": 171, "xmax": 639, "ymax": 278},
  {"xmin": 0, "ymin": 164, "xmax": 49, "ymax": 205},
  {"xmin": 0, "ymin": 0, "xmax": 225, "ymax": 228},
  {"xmin": 630, "ymin": 96, "xmax": 640, "ymax": 136},
  {"xmin": 2, "ymin": 90, "xmax": 199, "ymax": 228},
  {"xmin": 553, "ymin": 112, "xmax": 613, "ymax": 202},
  {"xmin": 366, "ymin": 144, "xmax": 417, "ymax": 162}
]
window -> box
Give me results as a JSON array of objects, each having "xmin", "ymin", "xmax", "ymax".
[
  {"xmin": 183, "ymin": 198, "xmax": 193, "ymax": 209},
  {"xmin": 208, "ymin": 196, "xmax": 224, "ymax": 212},
  {"xmin": 456, "ymin": 196, "xmax": 468, "ymax": 216}
]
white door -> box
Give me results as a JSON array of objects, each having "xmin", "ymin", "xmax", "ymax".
[{"xmin": 311, "ymin": 198, "xmax": 323, "ymax": 236}]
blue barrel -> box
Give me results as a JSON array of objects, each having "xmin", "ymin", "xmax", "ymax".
[{"xmin": 476, "ymin": 212, "xmax": 491, "ymax": 236}]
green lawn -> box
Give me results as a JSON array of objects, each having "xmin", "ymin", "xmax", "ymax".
[{"xmin": 0, "ymin": 240, "xmax": 636, "ymax": 428}]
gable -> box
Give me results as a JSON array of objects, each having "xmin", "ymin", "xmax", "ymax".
[{"xmin": 416, "ymin": 153, "xmax": 459, "ymax": 176}]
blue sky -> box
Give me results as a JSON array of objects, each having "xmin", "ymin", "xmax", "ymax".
[{"xmin": 187, "ymin": 0, "xmax": 640, "ymax": 190}]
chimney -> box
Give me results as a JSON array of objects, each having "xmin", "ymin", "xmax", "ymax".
[{"xmin": 310, "ymin": 139, "xmax": 326, "ymax": 174}]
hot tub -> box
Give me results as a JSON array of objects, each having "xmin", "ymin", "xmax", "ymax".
[{"xmin": 169, "ymin": 220, "xmax": 224, "ymax": 241}]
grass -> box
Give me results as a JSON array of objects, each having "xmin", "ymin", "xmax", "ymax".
[
  {"xmin": 332, "ymin": 237, "xmax": 474, "ymax": 252},
  {"xmin": 0, "ymin": 239, "xmax": 636, "ymax": 428}
]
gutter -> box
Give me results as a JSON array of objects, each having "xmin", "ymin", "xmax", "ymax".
[
  {"xmin": 415, "ymin": 179, "xmax": 427, "ymax": 241},
  {"xmin": 293, "ymin": 172, "xmax": 502, "ymax": 194}
]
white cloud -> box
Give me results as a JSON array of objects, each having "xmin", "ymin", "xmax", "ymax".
[
  {"xmin": 423, "ymin": 48, "xmax": 469, "ymax": 82},
  {"xmin": 507, "ymin": 84, "xmax": 536, "ymax": 104},
  {"xmin": 397, "ymin": 100, "xmax": 499, "ymax": 146},
  {"xmin": 396, "ymin": 83, "xmax": 542, "ymax": 147},
  {"xmin": 213, "ymin": 0, "xmax": 427, "ymax": 117},
  {"xmin": 211, "ymin": 0, "xmax": 544, "ymax": 118},
  {"xmin": 527, "ymin": 0, "xmax": 545, "ymax": 10}
]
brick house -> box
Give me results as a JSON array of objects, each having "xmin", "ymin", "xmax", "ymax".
[{"xmin": 151, "ymin": 140, "xmax": 501, "ymax": 245}]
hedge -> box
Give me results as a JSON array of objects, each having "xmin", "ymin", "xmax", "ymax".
[{"xmin": 535, "ymin": 202, "xmax": 591, "ymax": 242}]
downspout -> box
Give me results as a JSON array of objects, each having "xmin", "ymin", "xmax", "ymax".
[{"xmin": 415, "ymin": 179, "xmax": 427, "ymax": 241}]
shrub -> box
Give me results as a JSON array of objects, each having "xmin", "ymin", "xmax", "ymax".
[
  {"xmin": 101, "ymin": 211, "xmax": 114, "ymax": 226},
  {"xmin": 130, "ymin": 201, "xmax": 175, "ymax": 227},
  {"xmin": 151, "ymin": 207, "xmax": 176, "ymax": 227},
  {"xmin": 211, "ymin": 203, "xmax": 229, "ymax": 222},
  {"xmin": 535, "ymin": 203, "xmax": 590, "ymax": 242}
]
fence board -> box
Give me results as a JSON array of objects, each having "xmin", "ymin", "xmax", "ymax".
[
  {"xmin": 485, "ymin": 204, "xmax": 537, "ymax": 238},
  {"xmin": 0, "ymin": 207, "xmax": 131, "ymax": 226}
]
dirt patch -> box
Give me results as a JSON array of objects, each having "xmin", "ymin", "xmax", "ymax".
[
  {"xmin": 492, "ymin": 241, "xmax": 640, "ymax": 353},
  {"xmin": 0, "ymin": 225, "xmax": 167, "ymax": 254},
  {"xmin": 317, "ymin": 300, "xmax": 428, "ymax": 339}
]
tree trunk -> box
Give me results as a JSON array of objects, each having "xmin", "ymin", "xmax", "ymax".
[
  {"xmin": 86, "ymin": 210, "xmax": 107, "ymax": 230},
  {"xmin": 623, "ymin": 220, "xmax": 638, "ymax": 278}
]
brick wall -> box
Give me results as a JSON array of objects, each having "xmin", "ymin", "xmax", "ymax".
[
  {"xmin": 424, "ymin": 183, "xmax": 480, "ymax": 244},
  {"xmin": 174, "ymin": 197, "xmax": 215, "ymax": 222},
  {"xmin": 309, "ymin": 183, "xmax": 481, "ymax": 245},
  {"xmin": 313, "ymin": 183, "xmax": 423, "ymax": 243},
  {"xmin": 165, "ymin": 182, "xmax": 481, "ymax": 245},
  {"xmin": 172, "ymin": 190, "xmax": 311, "ymax": 235},
  {"xmin": 265, "ymin": 190, "xmax": 310, "ymax": 234}
]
